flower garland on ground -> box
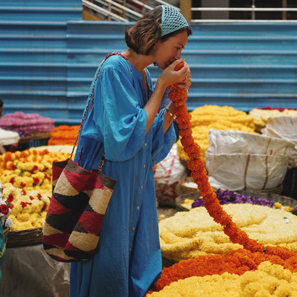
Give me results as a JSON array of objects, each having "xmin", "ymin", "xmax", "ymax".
[
  {"xmin": 168, "ymin": 62, "xmax": 297, "ymax": 260},
  {"xmin": 150, "ymin": 248, "xmax": 297, "ymax": 292},
  {"xmin": 147, "ymin": 261, "xmax": 297, "ymax": 297}
]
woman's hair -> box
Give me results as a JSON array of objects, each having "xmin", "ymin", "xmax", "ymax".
[{"xmin": 125, "ymin": 7, "xmax": 192, "ymax": 55}]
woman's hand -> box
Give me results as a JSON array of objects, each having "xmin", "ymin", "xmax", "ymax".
[{"xmin": 158, "ymin": 58, "xmax": 192, "ymax": 91}]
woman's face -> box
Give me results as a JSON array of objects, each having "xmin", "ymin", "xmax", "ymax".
[{"xmin": 152, "ymin": 31, "xmax": 189, "ymax": 70}]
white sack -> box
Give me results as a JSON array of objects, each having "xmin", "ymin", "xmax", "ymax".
[
  {"xmin": 0, "ymin": 128, "xmax": 20, "ymax": 146},
  {"xmin": 207, "ymin": 128, "xmax": 294, "ymax": 157},
  {"xmin": 262, "ymin": 116, "xmax": 297, "ymax": 167},
  {"xmin": 205, "ymin": 153, "xmax": 288, "ymax": 191},
  {"xmin": 154, "ymin": 143, "xmax": 187, "ymax": 206},
  {"xmin": 205, "ymin": 129, "xmax": 290, "ymax": 191}
]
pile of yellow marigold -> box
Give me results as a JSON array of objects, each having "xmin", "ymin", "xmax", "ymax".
[
  {"xmin": 249, "ymin": 108, "xmax": 297, "ymax": 131},
  {"xmin": 0, "ymin": 148, "xmax": 71, "ymax": 230},
  {"xmin": 4, "ymin": 184, "xmax": 50, "ymax": 230},
  {"xmin": 177, "ymin": 105, "xmax": 255, "ymax": 163},
  {"xmin": 0, "ymin": 149, "xmax": 70, "ymax": 194},
  {"xmin": 159, "ymin": 204, "xmax": 297, "ymax": 262}
]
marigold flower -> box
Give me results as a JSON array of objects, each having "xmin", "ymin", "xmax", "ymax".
[
  {"xmin": 180, "ymin": 135, "xmax": 195, "ymax": 148},
  {"xmin": 184, "ymin": 143, "xmax": 200, "ymax": 155},
  {"xmin": 177, "ymin": 121, "xmax": 192, "ymax": 130},
  {"xmin": 179, "ymin": 128, "xmax": 192, "ymax": 137},
  {"xmin": 176, "ymin": 113, "xmax": 191, "ymax": 124},
  {"xmin": 175, "ymin": 106, "xmax": 188, "ymax": 115},
  {"xmin": 174, "ymin": 99, "xmax": 186, "ymax": 107}
]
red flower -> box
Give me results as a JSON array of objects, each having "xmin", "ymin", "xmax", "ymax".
[
  {"xmin": 37, "ymin": 193, "xmax": 42, "ymax": 200},
  {"xmin": 33, "ymin": 165, "xmax": 38, "ymax": 171},
  {"xmin": 10, "ymin": 164, "xmax": 17, "ymax": 170},
  {"xmin": 0, "ymin": 204, "xmax": 9, "ymax": 214},
  {"xmin": 20, "ymin": 182, "xmax": 26, "ymax": 187},
  {"xmin": 6, "ymin": 194, "xmax": 14, "ymax": 203},
  {"xmin": 21, "ymin": 202, "xmax": 32, "ymax": 208},
  {"xmin": 10, "ymin": 177, "xmax": 15, "ymax": 184},
  {"xmin": 9, "ymin": 204, "xmax": 14, "ymax": 209},
  {"xmin": 42, "ymin": 203, "xmax": 47, "ymax": 211},
  {"xmin": 33, "ymin": 177, "xmax": 40, "ymax": 185},
  {"xmin": 29, "ymin": 196, "xmax": 34, "ymax": 200},
  {"xmin": 21, "ymin": 189, "xmax": 26, "ymax": 195}
]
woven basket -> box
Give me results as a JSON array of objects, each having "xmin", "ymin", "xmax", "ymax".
[
  {"xmin": 162, "ymin": 256, "xmax": 178, "ymax": 268},
  {"xmin": 179, "ymin": 176, "xmax": 199, "ymax": 194},
  {"xmin": 175, "ymin": 192, "xmax": 201, "ymax": 211},
  {"xmin": 6, "ymin": 227, "xmax": 43, "ymax": 248},
  {"xmin": 4, "ymin": 227, "xmax": 10, "ymax": 245}
]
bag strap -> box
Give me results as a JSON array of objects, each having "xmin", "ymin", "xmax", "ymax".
[{"xmin": 70, "ymin": 52, "xmax": 127, "ymax": 166}]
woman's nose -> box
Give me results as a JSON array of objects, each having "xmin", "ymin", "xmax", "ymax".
[{"xmin": 174, "ymin": 52, "xmax": 181, "ymax": 60}]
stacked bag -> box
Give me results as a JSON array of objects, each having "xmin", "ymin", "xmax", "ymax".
[
  {"xmin": 262, "ymin": 116, "xmax": 297, "ymax": 167},
  {"xmin": 205, "ymin": 129, "xmax": 294, "ymax": 191}
]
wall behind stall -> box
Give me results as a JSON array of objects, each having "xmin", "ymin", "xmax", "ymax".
[{"xmin": 0, "ymin": 1, "xmax": 296, "ymax": 126}]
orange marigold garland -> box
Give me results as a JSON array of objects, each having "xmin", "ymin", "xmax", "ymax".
[
  {"xmin": 150, "ymin": 248, "xmax": 297, "ymax": 293},
  {"xmin": 168, "ymin": 61, "xmax": 297, "ymax": 259}
]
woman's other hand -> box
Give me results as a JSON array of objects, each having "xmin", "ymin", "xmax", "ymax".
[{"xmin": 159, "ymin": 59, "xmax": 191, "ymax": 91}]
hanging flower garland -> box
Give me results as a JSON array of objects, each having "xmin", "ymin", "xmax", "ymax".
[{"xmin": 168, "ymin": 62, "xmax": 296, "ymax": 259}]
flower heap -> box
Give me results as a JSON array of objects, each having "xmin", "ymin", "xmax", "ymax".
[
  {"xmin": 0, "ymin": 149, "xmax": 71, "ymax": 194},
  {"xmin": 147, "ymin": 261, "xmax": 297, "ymax": 297},
  {"xmin": 48, "ymin": 125, "xmax": 80, "ymax": 146},
  {"xmin": 151, "ymin": 249, "xmax": 297, "ymax": 293},
  {"xmin": 177, "ymin": 105, "xmax": 255, "ymax": 163},
  {"xmin": 168, "ymin": 62, "xmax": 297, "ymax": 260},
  {"xmin": 0, "ymin": 182, "xmax": 13, "ymax": 229},
  {"xmin": 3, "ymin": 184, "xmax": 51, "ymax": 230}
]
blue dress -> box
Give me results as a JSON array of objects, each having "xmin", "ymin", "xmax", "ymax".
[{"xmin": 70, "ymin": 55, "xmax": 176, "ymax": 297}]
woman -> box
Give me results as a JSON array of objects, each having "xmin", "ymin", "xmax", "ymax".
[{"xmin": 70, "ymin": 5, "xmax": 192, "ymax": 297}]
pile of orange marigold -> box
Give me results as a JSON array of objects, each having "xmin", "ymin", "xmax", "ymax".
[{"xmin": 48, "ymin": 125, "xmax": 80, "ymax": 145}]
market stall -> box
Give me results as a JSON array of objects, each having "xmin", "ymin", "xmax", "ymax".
[
  {"xmin": 148, "ymin": 102, "xmax": 297, "ymax": 296},
  {"xmin": 0, "ymin": 145, "xmax": 73, "ymax": 296},
  {"xmin": 0, "ymin": 104, "xmax": 296, "ymax": 297}
]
